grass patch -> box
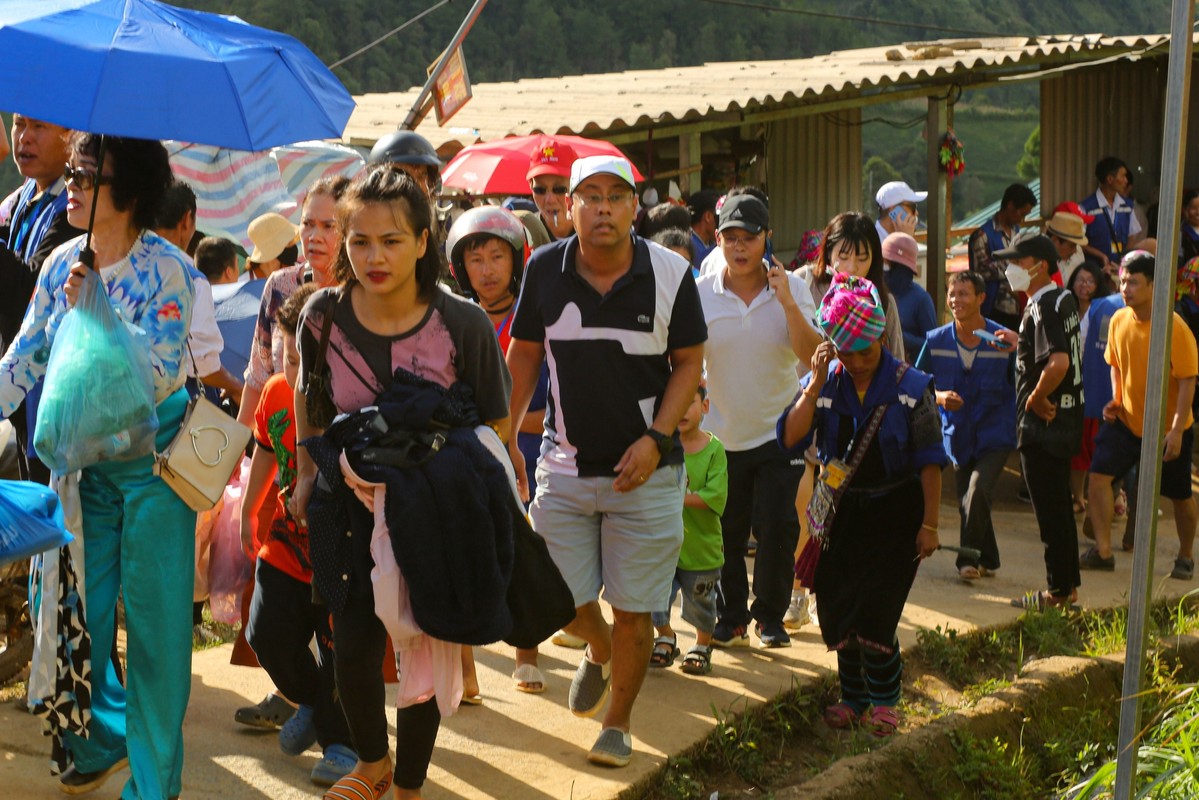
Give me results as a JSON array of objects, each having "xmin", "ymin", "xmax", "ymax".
[{"xmin": 623, "ymin": 594, "xmax": 1199, "ymax": 800}]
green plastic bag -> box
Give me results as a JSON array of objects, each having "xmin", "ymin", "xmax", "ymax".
[{"xmin": 34, "ymin": 269, "xmax": 158, "ymax": 473}]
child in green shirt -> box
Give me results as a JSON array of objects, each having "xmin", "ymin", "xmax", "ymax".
[{"xmin": 649, "ymin": 384, "xmax": 728, "ymax": 675}]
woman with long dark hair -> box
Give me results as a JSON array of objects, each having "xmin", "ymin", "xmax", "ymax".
[{"xmin": 0, "ymin": 133, "xmax": 196, "ymax": 796}]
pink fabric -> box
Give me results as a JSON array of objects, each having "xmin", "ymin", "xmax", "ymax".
[{"xmin": 339, "ymin": 452, "xmax": 463, "ymax": 717}]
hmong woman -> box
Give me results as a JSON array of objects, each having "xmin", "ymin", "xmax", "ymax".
[{"xmin": 777, "ymin": 273, "xmax": 947, "ymax": 736}]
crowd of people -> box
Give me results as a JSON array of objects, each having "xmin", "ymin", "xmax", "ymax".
[{"xmin": 2, "ymin": 112, "xmax": 1197, "ymax": 799}]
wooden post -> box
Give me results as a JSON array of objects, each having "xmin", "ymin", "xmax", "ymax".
[
  {"xmin": 925, "ymin": 95, "xmax": 949, "ymax": 320},
  {"xmin": 679, "ymin": 132, "xmax": 702, "ymax": 196}
]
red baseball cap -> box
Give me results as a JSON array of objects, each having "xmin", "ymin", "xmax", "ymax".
[
  {"xmin": 526, "ymin": 136, "xmax": 577, "ymax": 181},
  {"xmin": 1052, "ymin": 201, "xmax": 1095, "ymax": 224}
]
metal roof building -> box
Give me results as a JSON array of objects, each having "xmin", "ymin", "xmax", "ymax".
[{"xmin": 345, "ymin": 33, "xmax": 1195, "ymax": 309}]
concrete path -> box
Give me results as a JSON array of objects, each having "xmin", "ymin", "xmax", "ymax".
[{"xmin": 1, "ymin": 464, "xmax": 1192, "ymax": 799}]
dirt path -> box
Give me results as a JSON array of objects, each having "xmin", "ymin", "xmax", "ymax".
[{"xmin": 0, "ymin": 465, "xmax": 1190, "ymax": 799}]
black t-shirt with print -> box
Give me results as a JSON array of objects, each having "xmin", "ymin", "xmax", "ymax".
[{"xmin": 1015, "ymin": 284, "xmax": 1083, "ymax": 458}]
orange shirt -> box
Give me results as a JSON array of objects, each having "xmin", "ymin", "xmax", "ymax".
[{"xmin": 1105, "ymin": 307, "xmax": 1198, "ymax": 436}]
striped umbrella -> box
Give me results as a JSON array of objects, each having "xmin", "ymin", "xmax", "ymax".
[{"xmin": 168, "ymin": 140, "xmax": 365, "ymax": 249}]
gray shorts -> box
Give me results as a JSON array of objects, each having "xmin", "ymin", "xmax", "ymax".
[{"xmin": 530, "ymin": 464, "xmax": 685, "ymax": 613}]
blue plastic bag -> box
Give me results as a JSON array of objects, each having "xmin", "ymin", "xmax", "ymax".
[
  {"xmin": 0, "ymin": 480, "xmax": 72, "ymax": 566},
  {"xmin": 34, "ymin": 269, "xmax": 158, "ymax": 473}
]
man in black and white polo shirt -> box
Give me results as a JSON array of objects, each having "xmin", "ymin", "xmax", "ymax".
[{"xmin": 507, "ymin": 155, "xmax": 707, "ymax": 768}]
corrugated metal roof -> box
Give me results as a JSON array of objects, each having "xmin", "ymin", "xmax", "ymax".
[{"xmin": 344, "ymin": 34, "xmax": 1172, "ymax": 151}]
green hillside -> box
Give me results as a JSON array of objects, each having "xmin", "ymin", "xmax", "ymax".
[{"xmin": 178, "ymin": 0, "xmax": 1173, "ymax": 95}]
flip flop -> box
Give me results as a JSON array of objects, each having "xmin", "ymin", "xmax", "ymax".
[
  {"xmin": 460, "ymin": 693, "xmax": 484, "ymax": 705},
  {"xmin": 958, "ymin": 565, "xmax": 981, "ymax": 581},
  {"xmin": 323, "ymin": 772, "xmax": 393, "ymax": 800},
  {"xmin": 512, "ymin": 663, "xmax": 546, "ymax": 694},
  {"xmin": 59, "ymin": 758, "xmax": 130, "ymax": 795}
]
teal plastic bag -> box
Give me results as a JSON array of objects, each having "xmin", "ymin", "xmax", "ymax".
[{"xmin": 34, "ymin": 269, "xmax": 158, "ymax": 473}]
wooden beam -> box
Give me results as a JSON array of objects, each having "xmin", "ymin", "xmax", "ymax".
[
  {"xmin": 678, "ymin": 132, "xmax": 702, "ymax": 196},
  {"xmin": 926, "ymin": 95, "xmax": 949, "ymax": 321}
]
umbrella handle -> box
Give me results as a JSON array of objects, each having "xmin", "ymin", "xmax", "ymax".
[{"xmin": 79, "ymin": 136, "xmax": 108, "ymax": 270}]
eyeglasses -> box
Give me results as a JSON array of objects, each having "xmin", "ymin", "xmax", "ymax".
[
  {"xmin": 721, "ymin": 231, "xmax": 764, "ymax": 249},
  {"xmin": 63, "ymin": 164, "xmax": 112, "ymax": 192},
  {"xmin": 574, "ymin": 190, "xmax": 634, "ymax": 207},
  {"xmin": 531, "ymin": 185, "xmax": 568, "ymax": 196}
]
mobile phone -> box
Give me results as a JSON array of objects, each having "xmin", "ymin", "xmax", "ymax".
[
  {"xmin": 765, "ymin": 238, "xmax": 774, "ymax": 264},
  {"xmin": 973, "ymin": 329, "xmax": 1003, "ymax": 345},
  {"xmin": 888, "ymin": 206, "xmax": 910, "ymax": 226}
]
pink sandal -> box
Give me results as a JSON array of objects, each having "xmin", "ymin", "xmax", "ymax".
[
  {"xmin": 823, "ymin": 702, "xmax": 859, "ymax": 729},
  {"xmin": 866, "ymin": 705, "xmax": 900, "ymax": 737}
]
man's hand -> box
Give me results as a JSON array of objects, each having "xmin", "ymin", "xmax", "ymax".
[
  {"xmin": 992, "ymin": 328, "xmax": 1018, "ymax": 351},
  {"xmin": 936, "ymin": 390, "xmax": 963, "ymax": 411},
  {"xmin": 1102, "ymin": 399, "xmax": 1120, "ymax": 424},
  {"xmin": 1027, "ymin": 394, "xmax": 1057, "ymax": 423},
  {"xmin": 768, "ymin": 258, "xmax": 794, "ymax": 307},
  {"xmin": 613, "ymin": 435, "xmax": 662, "ymax": 493},
  {"xmin": 1164, "ymin": 426, "xmax": 1184, "ymax": 462}
]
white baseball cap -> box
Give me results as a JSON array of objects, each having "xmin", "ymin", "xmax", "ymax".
[
  {"xmin": 568, "ymin": 155, "xmax": 637, "ymax": 193},
  {"xmin": 876, "ymin": 181, "xmax": 928, "ymax": 210}
]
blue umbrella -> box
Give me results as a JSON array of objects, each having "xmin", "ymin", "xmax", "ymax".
[{"xmin": 0, "ymin": 0, "xmax": 354, "ymax": 152}]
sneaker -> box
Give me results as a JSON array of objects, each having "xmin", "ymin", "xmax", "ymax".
[
  {"xmin": 234, "ymin": 694, "xmax": 294, "ymax": 730},
  {"xmin": 782, "ymin": 596, "xmax": 811, "ymax": 630},
  {"xmin": 1079, "ymin": 546, "xmax": 1116, "ymax": 572},
  {"xmin": 587, "ymin": 727, "xmax": 632, "ymax": 767},
  {"xmin": 1171, "ymin": 558, "xmax": 1195, "ymax": 580},
  {"xmin": 310, "ymin": 743, "xmax": 357, "ymax": 787},
  {"xmin": 710, "ymin": 621, "xmax": 750, "ymax": 648},
  {"xmin": 551, "ymin": 629, "xmax": 587, "ymax": 649},
  {"xmin": 755, "ymin": 621, "xmax": 791, "ymax": 648},
  {"xmin": 279, "ymin": 704, "xmax": 318, "ymax": 755}
]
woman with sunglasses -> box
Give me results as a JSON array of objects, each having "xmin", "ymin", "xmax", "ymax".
[
  {"xmin": 0, "ymin": 133, "xmax": 196, "ymax": 798},
  {"xmin": 526, "ymin": 136, "xmax": 576, "ymax": 241}
]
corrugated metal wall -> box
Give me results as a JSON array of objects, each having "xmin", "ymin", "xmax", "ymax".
[
  {"xmin": 766, "ymin": 110, "xmax": 862, "ymax": 255},
  {"xmin": 1041, "ymin": 61, "xmax": 1165, "ymax": 213}
]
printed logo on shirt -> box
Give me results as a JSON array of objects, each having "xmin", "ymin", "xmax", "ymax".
[{"xmin": 158, "ymin": 301, "xmax": 183, "ymax": 322}]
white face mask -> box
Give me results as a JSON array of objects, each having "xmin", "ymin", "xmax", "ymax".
[{"xmin": 1005, "ymin": 263, "xmax": 1032, "ymax": 293}]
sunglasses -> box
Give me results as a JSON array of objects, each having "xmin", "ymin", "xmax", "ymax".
[
  {"xmin": 63, "ymin": 164, "xmax": 112, "ymax": 192},
  {"xmin": 531, "ymin": 185, "xmax": 568, "ymax": 196}
]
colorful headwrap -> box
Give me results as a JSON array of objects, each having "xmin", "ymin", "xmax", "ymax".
[
  {"xmin": 797, "ymin": 230, "xmax": 824, "ymax": 265},
  {"xmin": 818, "ymin": 272, "xmax": 887, "ymax": 352},
  {"xmin": 1179, "ymin": 256, "xmax": 1199, "ymax": 302}
]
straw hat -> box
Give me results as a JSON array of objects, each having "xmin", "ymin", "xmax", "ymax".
[
  {"xmin": 248, "ymin": 212, "xmax": 300, "ymax": 263},
  {"xmin": 1045, "ymin": 212, "xmax": 1088, "ymax": 246}
]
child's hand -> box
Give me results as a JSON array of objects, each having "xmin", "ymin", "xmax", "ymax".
[
  {"xmin": 915, "ymin": 524, "xmax": 939, "ymax": 560},
  {"xmin": 239, "ymin": 519, "xmax": 255, "ymax": 560}
]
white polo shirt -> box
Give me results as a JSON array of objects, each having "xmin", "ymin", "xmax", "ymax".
[{"xmin": 697, "ymin": 267, "xmax": 818, "ymax": 452}]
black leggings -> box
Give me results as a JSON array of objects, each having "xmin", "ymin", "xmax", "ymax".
[{"xmin": 332, "ymin": 588, "xmax": 441, "ymax": 790}]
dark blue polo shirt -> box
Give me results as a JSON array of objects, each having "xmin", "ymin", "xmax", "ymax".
[{"xmin": 511, "ymin": 234, "xmax": 707, "ymax": 477}]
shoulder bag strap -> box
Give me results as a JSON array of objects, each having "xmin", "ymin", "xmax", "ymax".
[{"xmin": 311, "ymin": 291, "xmax": 338, "ymax": 381}]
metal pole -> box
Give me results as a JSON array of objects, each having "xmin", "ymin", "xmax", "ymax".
[
  {"xmin": 1113, "ymin": 5, "xmax": 1194, "ymax": 798},
  {"xmin": 399, "ymin": 0, "xmax": 490, "ymax": 131}
]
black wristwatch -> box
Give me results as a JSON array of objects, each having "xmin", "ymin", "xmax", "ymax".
[{"xmin": 645, "ymin": 428, "xmax": 675, "ymax": 457}]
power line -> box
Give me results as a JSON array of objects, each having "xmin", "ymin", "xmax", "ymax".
[
  {"xmin": 329, "ymin": 0, "xmax": 453, "ymax": 69},
  {"xmin": 694, "ymin": 0, "xmax": 1008, "ymax": 40}
]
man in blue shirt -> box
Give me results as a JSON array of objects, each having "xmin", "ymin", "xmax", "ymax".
[
  {"xmin": 687, "ymin": 189, "xmax": 719, "ymax": 272},
  {"xmin": 1080, "ymin": 157, "xmax": 1144, "ymax": 271},
  {"xmin": 916, "ymin": 272, "xmax": 1017, "ymax": 579}
]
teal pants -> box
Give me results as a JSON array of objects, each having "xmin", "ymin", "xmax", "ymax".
[{"xmin": 64, "ymin": 388, "xmax": 197, "ymax": 800}]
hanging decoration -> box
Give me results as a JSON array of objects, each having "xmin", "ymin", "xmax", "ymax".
[{"xmin": 939, "ymin": 130, "xmax": 966, "ymax": 177}]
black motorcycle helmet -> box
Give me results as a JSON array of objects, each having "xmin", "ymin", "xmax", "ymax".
[{"xmin": 368, "ymin": 130, "xmax": 441, "ymax": 195}]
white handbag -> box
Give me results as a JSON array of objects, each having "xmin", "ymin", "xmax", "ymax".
[{"xmin": 154, "ymin": 374, "xmax": 252, "ymax": 512}]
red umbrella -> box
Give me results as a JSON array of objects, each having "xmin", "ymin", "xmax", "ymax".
[{"xmin": 442, "ymin": 134, "xmax": 645, "ymax": 195}]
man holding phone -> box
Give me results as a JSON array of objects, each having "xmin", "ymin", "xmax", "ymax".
[
  {"xmin": 875, "ymin": 180, "xmax": 926, "ymax": 244},
  {"xmin": 696, "ymin": 194, "xmax": 822, "ymax": 648}
]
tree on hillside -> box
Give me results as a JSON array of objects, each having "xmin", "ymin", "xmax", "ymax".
[
  {"xmin": 1017, "ymin": 125, "xmax": 1040, "ymax": 181},
  {"xmin": 863, "ymin": 155, "xmax": 902, "ymax": 203}
]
